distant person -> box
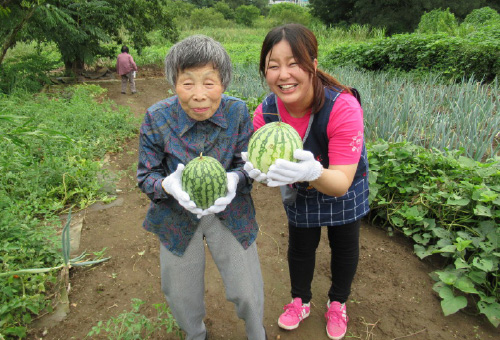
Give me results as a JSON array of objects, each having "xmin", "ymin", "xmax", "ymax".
[
  {"xmin": 243, "ymin": 23, "xmax": 369, "ymax": 340},
  {"xmin": 116, "ymin": 45, "xmax": 137, "ymax": 94},
  {"xmin": 137, "ymin": 35, "xmax": 267, "ymax": 340}
]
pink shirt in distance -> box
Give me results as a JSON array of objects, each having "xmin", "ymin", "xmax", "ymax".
[
  {"xmin": 253, "ymin": 91, "xmax": 364, "ymax": 165},
  {"xmin": 116, "ymin": 52, "xmax": 138, "ymax": 76}
]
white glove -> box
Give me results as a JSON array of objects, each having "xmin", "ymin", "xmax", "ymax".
[
  {"xmin": 266, "ymin": 149, "xmax": 323, "ymax": 187},
  {"xmin": 198, "ymin": 172, "xmax": 239, "ymax": 218},
  {"xmin": 162, "ymin": 164, "xmax": 203, "ymax": 216},
  {"xmin": 241, "ymin": 151, "xmax": 268, "ymax": 183}
]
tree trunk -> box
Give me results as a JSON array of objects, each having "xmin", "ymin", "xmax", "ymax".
[
  {"xmin": 63, "ymin": 58, "xmax": 85, "ymax": 76},
  {"xmin": 0, "ymin": 6, "xmax": 36, "ymax": 66}
]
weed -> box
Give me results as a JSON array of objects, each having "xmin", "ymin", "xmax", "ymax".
[{"xmin": 86, "ymin": 298, "xmax": 183, "ymax": 340}]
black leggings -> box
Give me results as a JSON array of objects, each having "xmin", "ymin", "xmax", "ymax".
[{"xmin": 288, "ymin": 220, "xmax": 360, "ymax": 304}]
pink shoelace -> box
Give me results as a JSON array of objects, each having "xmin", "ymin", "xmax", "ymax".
[
  {"xmin": 283, "ymin": 300, "xmax": 303, "ymax": 316},
  {"xmin": 325, "ymin": 303, "xmax": 348, "ymax": 326}
]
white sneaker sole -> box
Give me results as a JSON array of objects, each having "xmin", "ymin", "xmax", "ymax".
[
  {"xmin": 326, "ymin": 328, "xmax": 346, "ymax": 340},
  {"xmin": 277, "ymin": 312, "xmax": 310, "ymax": 330}
]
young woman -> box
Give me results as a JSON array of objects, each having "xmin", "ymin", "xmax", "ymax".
[
  {"xmin": 137, "ymin": 35, "xmax": 267, "ymax": 340},
  {"xmin": 243, "ymin": 24, "xmax": 369, "ymax": 340}
]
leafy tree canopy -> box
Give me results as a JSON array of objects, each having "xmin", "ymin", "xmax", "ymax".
[{"xmin": 1, "ymin": 0, "xmax": 179, "ymax": 73}]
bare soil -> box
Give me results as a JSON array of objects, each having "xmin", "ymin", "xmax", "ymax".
[{"xmin": 27, "ymin": 73, "xmax": 498, "ymax": 340}]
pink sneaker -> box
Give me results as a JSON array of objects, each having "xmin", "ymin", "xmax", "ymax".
[
  {"xmin": 278, "ymin": 298, "xmax": 310, "ymax": 330},
  {"xmin": 325, "ymin": 301, "xmax": 348, "ymax": 339}
]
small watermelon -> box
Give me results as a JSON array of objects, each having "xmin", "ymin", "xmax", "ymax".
[
  {"xmin": 248, "ymin": 122, "xmax": 303, "ymax": 174},
  {"xmin": 182, "ymin": 154, "xmax": 227, "ymax": 209}
]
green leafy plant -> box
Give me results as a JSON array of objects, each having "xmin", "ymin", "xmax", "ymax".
[
  {"xmin": 187, "ymin": 7, "xmax": 228, "ymax": 29},
  {"xmin": 0, "ymin": 210, "xmax": 110, "ymax": 279},
  {"xmin": 86, "ymin": 298, "xmax": 183, "ymax": 340},
  {"xmin": 0, "ymin": 210, "xmax": 110, "ymax": 338},
  {"xmin": 0, "ymin": 84, "xmax": 137, "ymax": 338},
  {"xmin": 0, "ymin": 52, "xmax": 61, "ymax": 94},
  {"xmin": 368, "ymin": 141, "xmax": 499, "ymax": 327},
  {"xmin": 463, "ymin": 7, "xmax": 500, "ymax": 27},
  {"xmin": 416, "ymin": 8, "xmax": 458, "ymax": 34},
  {"xmin": 325, "ymin": 30, "xmax": 500, "ymax": 82}
]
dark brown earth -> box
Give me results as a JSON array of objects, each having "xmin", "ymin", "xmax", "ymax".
[{"xmin": 27, "ymin": 73, "xmax": 498, "ymax": 340}]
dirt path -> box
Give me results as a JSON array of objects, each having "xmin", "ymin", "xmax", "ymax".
[{"xmin": 27, "ymin": 76, "xmax": 498, "ymax": 340}]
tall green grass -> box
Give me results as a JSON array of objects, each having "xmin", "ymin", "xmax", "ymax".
[{"xmin": 0, "ymin": 85, "xmax": 139, "ymax": 338}]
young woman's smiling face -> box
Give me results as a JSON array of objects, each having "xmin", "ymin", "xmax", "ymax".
[
  {"xmin": 175, "ymin": 64, "xmax": 224, "ymax": 121},
  {"xmin": 265, "ymin": 40, "xmax": 317, "ymax": 117}
]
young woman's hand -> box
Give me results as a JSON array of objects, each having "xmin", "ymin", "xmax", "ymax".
[
  {"xmin": 162, "ymin": 164, "xmax": 203, "ymax": 216},
  {"xmin": 267, "ymin": 149, "xmax": 323, "ymax": 186},
  {"xmin": 241, "ymin": 151, "xmax": 268, "ymax": 183}
]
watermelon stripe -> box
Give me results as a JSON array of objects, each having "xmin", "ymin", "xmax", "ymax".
[
  {"xmin": 248, "ymin": 122, "xmax": 303, "ymax": 173},
  {"xmin": 182, "ymin": 156, "xmax": 227, "ymax": 209}
]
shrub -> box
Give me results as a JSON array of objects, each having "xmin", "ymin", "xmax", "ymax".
[
  {"xmin": 267, "ymin": 3, "xmax": 311, "ymax": 26},
  {"xmin": 213, "ymin": 1, "xmax": 235, "ymax": 20},
  {"xmin": 167, "ymin": 1, "xmax": 197, "ymax": 30},
  {"xmin": 463, "ymin": 6, "xmax": 500, "ymax": 27},
  {"xmin": 325, "ymin": 33, "xmax": 500, "ymax": 82},
  {"xmin": 416, "ymin": 8, "xmax": 458, "ymax": 35},
  {"xmin": 0, "ymin": 53, "xmax": 61, "ymax": 94},
  {"xmin": 187, "ymin": 8, "xmax": 229, "ymax": 29},
  {"xmin": 235, "ymin": 5, "xmax": 260, "ymax": 27}
]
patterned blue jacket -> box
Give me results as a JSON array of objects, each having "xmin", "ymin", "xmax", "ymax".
[{"xmin": 137, "ymin": 94, "xmax": 257, "ymax": 256}]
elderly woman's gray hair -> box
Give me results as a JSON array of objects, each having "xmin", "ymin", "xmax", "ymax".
[{"xmin": 165, "ymin": 35, "xmax": 232, "ymax": 90}]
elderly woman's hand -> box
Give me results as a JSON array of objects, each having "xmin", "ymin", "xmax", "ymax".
[{"xmin": 162, "ymin": 164, "xmax": 203, "ymax": 216}]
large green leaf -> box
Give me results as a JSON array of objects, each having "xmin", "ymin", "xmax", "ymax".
[
  {"xmin": 478, "ymin": 301, "xmax": 500, "ymax": 328},
  {"xmin": 439, "ymin": 286, "xmax": 468, "ymax": 316}
]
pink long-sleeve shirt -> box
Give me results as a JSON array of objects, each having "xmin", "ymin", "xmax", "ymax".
[{"xmin": 116, "ymin": 52, "xmax": 138, "ymax": 76}]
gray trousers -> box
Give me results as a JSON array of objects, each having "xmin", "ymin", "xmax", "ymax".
[
  {"xmin": 160, "ymin": 215, "xmax": 266, "ymax": 340},
  {"xmin": 120, "ymin": 71, "xmax": 136, "ymax": 93}
]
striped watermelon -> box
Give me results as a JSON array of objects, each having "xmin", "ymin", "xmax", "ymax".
[
  {"xmin": 248, "ymin": 122, "xmax": 303, "ymax": 174},
  {"xmin": 182, "ymin": 154, "xmax": 227, "ymax": 209}
]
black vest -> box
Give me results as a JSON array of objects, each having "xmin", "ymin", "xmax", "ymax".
[{"xmin": 260, "ymin": 87, "xmax": 370, "ymax": 227}]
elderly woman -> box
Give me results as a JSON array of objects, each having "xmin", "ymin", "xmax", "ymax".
[
  {"xmin": 137, "ymin": 35, "xmax": 267, "ymax": 340},
  {"xmin": 116, "ymin": 45, "xmax": 137, "ymax": 94}
]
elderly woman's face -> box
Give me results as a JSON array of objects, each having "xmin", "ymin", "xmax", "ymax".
[{"xmin": 175, "ymin": 64, "xmax": 224, "ymax": 121}]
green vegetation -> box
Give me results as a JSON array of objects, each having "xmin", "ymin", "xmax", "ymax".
[
  {"xmin": 325, "ymin": 8, "xmax": 500, "ymax": 82},
  {"xmin": 369, "ymin": 142, "xmax": 499, "ymax": 327},
  {"xmin": 309, "ymin": 0, "xmax": 500, "ymax": 34},
  {"xmin": 0, "ymin": 86, "xmax": 138, "ymax": 338},
  {"xmin": 328, "ymin": 67, "xmax": 499, "ymax": 162},
  {"xmin": 86, "ymin": 298, "xmax": 183, "ymax": 340},
  {"xmin": 0, "ymin": 3, "xmax": 499, "ymax": 338},
  {"xmin": 0, "ymin": 0, "xmax": 178, "ymax": 74}
]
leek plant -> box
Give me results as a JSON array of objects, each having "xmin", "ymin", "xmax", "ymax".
[
  {"xmin": 325, "ymin": 67, "xmax": 499, "ymax": 161},
  {"xmin": 0, "ymin": 209, "xmax": 110, "ymax": 279}
]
